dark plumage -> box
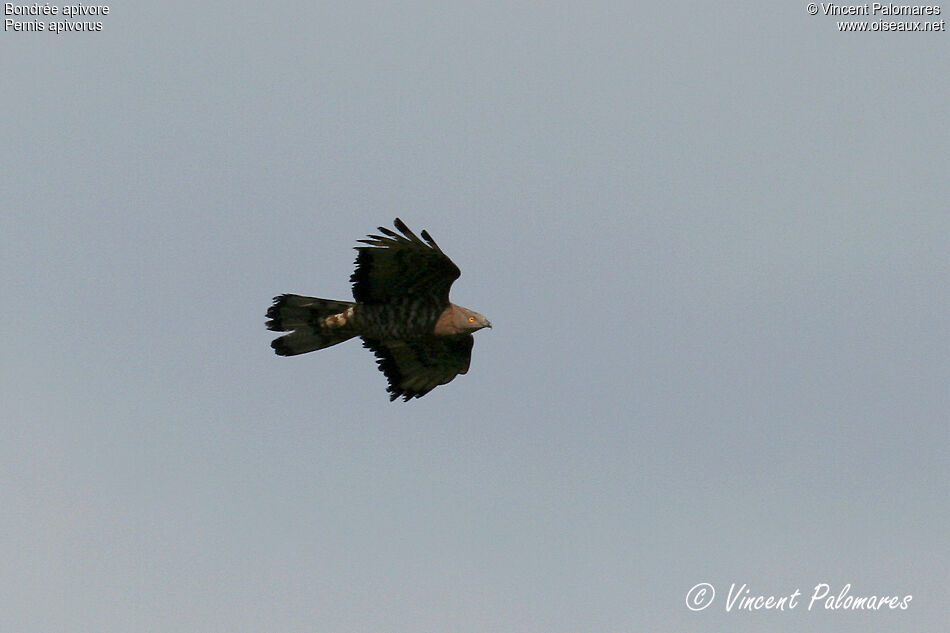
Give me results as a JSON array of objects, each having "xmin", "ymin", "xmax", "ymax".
[{"xmin": 266, "ymin": 219, "xmax": 491, "ymax": 401}]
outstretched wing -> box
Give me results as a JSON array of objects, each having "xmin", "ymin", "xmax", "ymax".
[
  {"xmin": 351, "ymin": 218, "xmax": 461, "ymax": 304},
  {"xmin": 362, "ymin": 334, "xmax": 474, "ymax": 401}
]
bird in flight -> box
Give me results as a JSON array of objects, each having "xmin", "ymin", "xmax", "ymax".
[{"xmin": 266, "ymin": 219, "xmax": 492, "ymax": 401}]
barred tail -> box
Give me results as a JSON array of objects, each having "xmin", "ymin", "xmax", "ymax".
[{"xmin": 266, "ymin": 294, "xmax": 358, "ymax": 356}]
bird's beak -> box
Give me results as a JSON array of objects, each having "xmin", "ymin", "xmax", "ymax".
[{"xmin": 485, "ymin": 320, "xmax": 492, "ymax": 329}]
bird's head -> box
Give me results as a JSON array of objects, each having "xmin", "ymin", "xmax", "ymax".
[{"xmin": 455, "ymin": 305, "xmax": 492, "ymax": 332}]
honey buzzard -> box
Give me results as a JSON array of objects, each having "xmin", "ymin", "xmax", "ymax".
[{"xmin": 266, "ymin": 219, "xmax": 491, "ymax": 401}]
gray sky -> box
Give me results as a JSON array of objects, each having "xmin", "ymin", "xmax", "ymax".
[{"xmin": 3, "ymin": 3, "xmax": 947, "ymax": 632}]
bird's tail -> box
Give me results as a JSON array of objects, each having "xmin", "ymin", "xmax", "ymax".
[{"xmin": 266, "ymin": 294, "xmax": 359, "ymax": 356}]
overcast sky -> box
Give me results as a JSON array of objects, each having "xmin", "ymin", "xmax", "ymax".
[{"xmin": 2, "ymin": 3, "xmax": 948, "ymax": 632}]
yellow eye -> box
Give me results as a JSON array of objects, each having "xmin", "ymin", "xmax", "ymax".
[{"xmin": 468, "ymin": 316, "xmax": 476, "ymax": 322}]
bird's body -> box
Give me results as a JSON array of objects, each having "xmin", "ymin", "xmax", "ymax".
[{"xmin": 266, "ymin": 219, "xmax": 491, "ymax": 401}]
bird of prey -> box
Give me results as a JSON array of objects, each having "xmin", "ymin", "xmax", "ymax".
[{"xmin": 266, "ymin": 219, "xmax": 492, "ymax": 401}]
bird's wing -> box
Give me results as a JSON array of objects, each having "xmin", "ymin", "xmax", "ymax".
[
  {"xmin": 351, "ymin": 218, "xmax": 461, "ymax": 304},
  {"xmin": 361, "ymin": 334, "xmax": 474, "ymax": 401}
]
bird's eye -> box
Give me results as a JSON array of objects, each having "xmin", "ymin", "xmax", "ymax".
[{"xmin": 468, "ymin": 316, "xmax": 476, "ymax": 322}]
